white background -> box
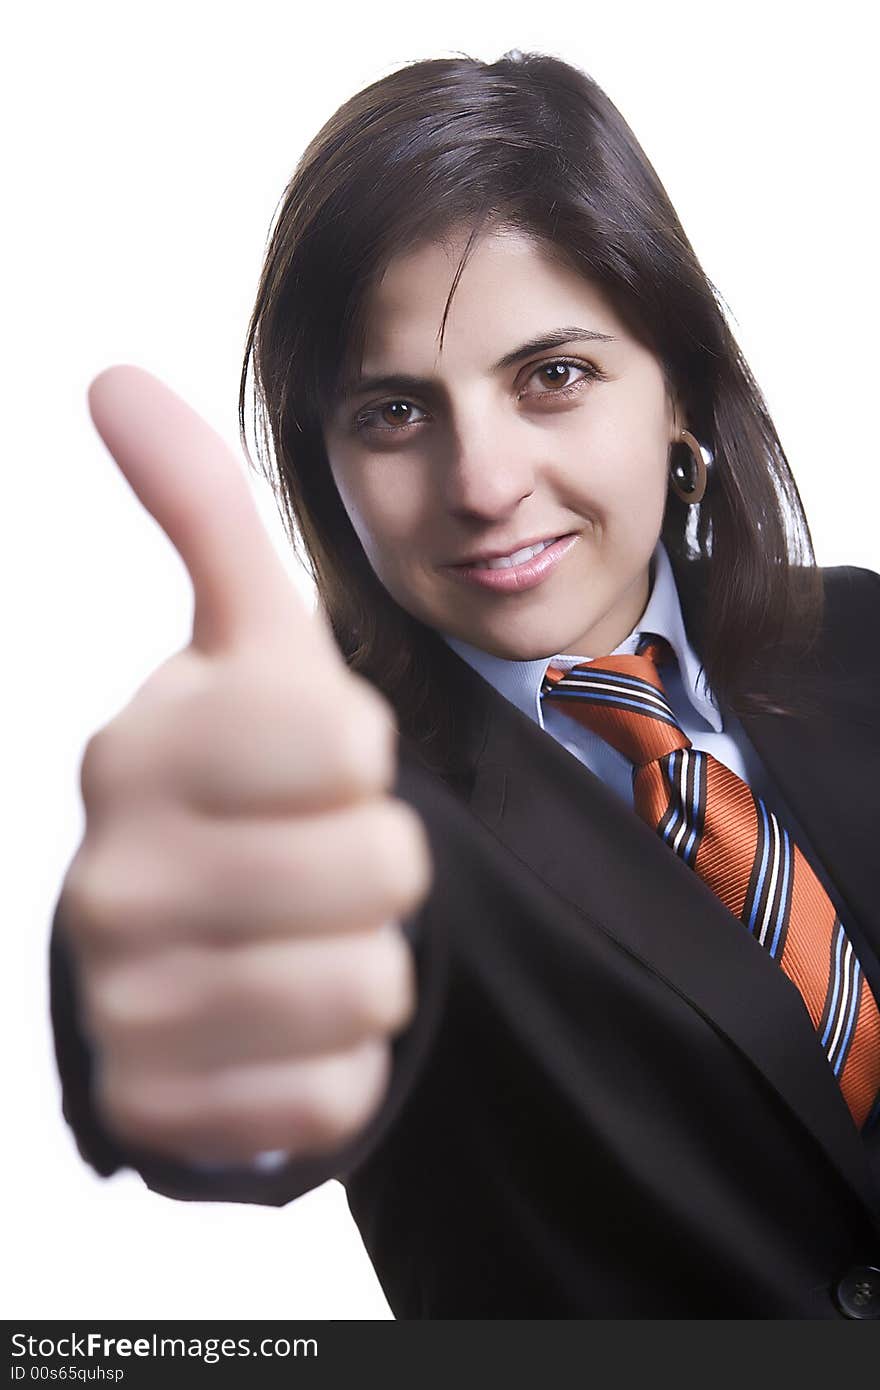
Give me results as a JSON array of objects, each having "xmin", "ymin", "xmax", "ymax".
[{"xmin": 5, "ymin": 0, "xmax": 877, "ymax": 1320}]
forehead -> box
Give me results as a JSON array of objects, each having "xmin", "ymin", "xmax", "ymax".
[{"xmin": 358, "ymin": 227, "xmax": 626, "ymax": 367}]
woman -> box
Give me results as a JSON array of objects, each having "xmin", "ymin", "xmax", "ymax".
[{"xmin": 51, "ymin": 50, "xmax": 880, "ymax": 1317}]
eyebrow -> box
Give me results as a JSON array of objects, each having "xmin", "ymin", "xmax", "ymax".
[{"xmin": 341, "ymin": 326, "xmax": 616, "ymax": 401}]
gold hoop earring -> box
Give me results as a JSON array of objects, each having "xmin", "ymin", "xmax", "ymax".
[{"xmin": 668, "ymin": 429, "xmax": 710, "ymax": 505}]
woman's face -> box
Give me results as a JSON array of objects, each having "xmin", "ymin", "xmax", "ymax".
[{"xmin": 323, "ymin": 227, "xmax": 683, "ymax": 660}]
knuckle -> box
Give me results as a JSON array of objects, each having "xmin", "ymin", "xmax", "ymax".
[
  {"xmin": 127, "ymin": 652, "xmax": 211, "ymax": 733},
  {"xmin": 66, "ymin": 866, "xmax": 146, "ymax": 947},
  {"xmin": 368, "ymin": 800, "xmax": 433, "ymax": 911},
  {"xmin": 348, "ymin": 928, "xmax": 416, "ymax": 1037},
  {"xmin": 98, "ymin": 1060, "xmax": 225, "ymax": 1158},
  {"xmin": 80, "ymin": 659, "xmax": 206, "ymax": 809},
  {"xmin": 61, "ymin": 851, "xmax": 173, "ymax": 950},
  {"xmin": 79, "ymin": 726, "xmax": 123, "ymax": 807},
  {"xmin": 298, "ymin": 1043, "xmax": 390, "ymax": 1150},
  {"xmin": 79, "ymin": 966, "xmax": 139, "ymax": 1043},
  {"xmin": 332, "ymin": 677, "xmax": 397, "ymax": 792},
  {"xmin": 58, "ymin": 854, "xmax": 119, "ymax": 950},
  {"xmin": 57, "ymin": 855, "xmax": 94, "ymax": 947},
  {"xmin": 96, "ymin": 1063, "xmax": 169, "ymax": 1148},
  {"xmin": 82, "ymin": 956, "xmax": 193, "ymax": 1044}
]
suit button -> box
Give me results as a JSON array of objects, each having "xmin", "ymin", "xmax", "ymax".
[{"xmin": 835, "ymin": 1265, "xmax": 880, "ymax": 1318}]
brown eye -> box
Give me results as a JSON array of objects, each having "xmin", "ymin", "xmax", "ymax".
[
  {"xmin": 380, "ymin": 402, "xmax": 420, "ymax": 426},
  {"xmin": 523, "ymin": 359, "xmax": 597, "ymax": 396},
  {"xmin": 539, "ymin": 363, "xmax": 579, "ymax": 389},
  {"xmin": 355, "ymin": 400, "xmax": 429, "ymax": 434}
]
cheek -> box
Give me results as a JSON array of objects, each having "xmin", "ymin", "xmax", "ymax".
[
  {"xmin": 560, "ymin": 385, "xmax": 670, "ymax": 492},
  {"xmin": 331, "ymin": 460, "xmax": 431, "ymax": 565},
  {"xmin": 610, "ymin": 463, "xmax": 669, "ymax": 548},
  {"xmin": 560, "ymin": 421, "xmax": 669, "ymax": 566},
  {"xmin": 567, "ymin": 436, "xmax": 668, "ymax": 520}
]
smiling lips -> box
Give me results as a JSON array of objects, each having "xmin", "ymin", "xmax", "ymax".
[
  {"xmin": 470, "ymin": 537, "xmax": 558, "ymax": 570},
  {"xmin": 445, "ymin": 532, "xmax": 579, "ymax": 592}
]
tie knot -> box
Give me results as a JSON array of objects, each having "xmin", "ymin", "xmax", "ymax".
[{"xmin": 540, "ymin": 633, "xmax": 690, "ymax": 766}]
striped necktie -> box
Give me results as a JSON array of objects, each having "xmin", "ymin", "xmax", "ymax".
[{"xmin": 540, "ymin": 634, "xmax": 880, "ymax": 1134}]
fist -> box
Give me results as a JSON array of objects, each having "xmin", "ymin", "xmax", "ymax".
[{"xmin": 58, "ymin": 366, "xmax": 432, "ymax": 1167}]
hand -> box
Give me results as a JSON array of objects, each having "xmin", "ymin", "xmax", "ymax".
[{"xmin": 58, "ymin": 366, "xmax": 432, "ymax": 1167}]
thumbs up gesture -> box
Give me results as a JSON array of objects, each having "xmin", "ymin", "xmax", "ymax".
[{"xmin": 58, "ymin": 366, "xmax": 432, "ymax": 1167}]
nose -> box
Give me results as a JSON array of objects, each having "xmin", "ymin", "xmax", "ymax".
[{"xmin": 442, "ymin": 418, "xmax": 537, "ymax": 523}]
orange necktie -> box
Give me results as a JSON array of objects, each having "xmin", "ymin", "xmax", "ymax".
[{"xmin": 540, "ymin": 635, "xmax": 880, "ymax": 1133}]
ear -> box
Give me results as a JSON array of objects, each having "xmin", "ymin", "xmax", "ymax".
[
  {"xmin": 669, "ymin": 389, "xmax": 688, "ymax": 439},
  {"xmin": 659, "ymin": 364, "xmax": 686, "ymax": 438}
]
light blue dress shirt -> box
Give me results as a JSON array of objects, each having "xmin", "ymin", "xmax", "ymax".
[{"xmin": 441, "ymin": 538, "xmax": 849, "ymax": 918}]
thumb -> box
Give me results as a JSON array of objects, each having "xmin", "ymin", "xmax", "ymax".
[{"xmin": 87, "ymin": 364, "xmax": 337, "ymax": 659}]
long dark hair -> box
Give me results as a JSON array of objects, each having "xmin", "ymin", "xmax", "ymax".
[{"xmin": 238, "ymin": 50, "xmax": 824, "ymax": 766}]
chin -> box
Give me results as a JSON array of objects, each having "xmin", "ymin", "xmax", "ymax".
[{"xmin": 467, "ymin": 630, "xmax": 562, "ymax": 662}]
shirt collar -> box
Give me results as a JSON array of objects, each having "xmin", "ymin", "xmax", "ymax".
[{"xmin": 440, "ymin": 539, "xmax": 723, "ymax": 733}]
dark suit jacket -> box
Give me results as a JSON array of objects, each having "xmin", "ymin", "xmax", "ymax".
[{"xmin": 50, "ymin": 562, "xmax": 880, "ymax": 1318}]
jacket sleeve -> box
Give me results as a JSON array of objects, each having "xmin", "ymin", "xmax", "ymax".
[{"xmin": 49, "ymin": 756, "xmax": 452, "ymax": 1208}]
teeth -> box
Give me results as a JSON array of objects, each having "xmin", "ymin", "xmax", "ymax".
[{"xmin": 477, "ymin": 538, "xmax": 556, "ymax": 570}]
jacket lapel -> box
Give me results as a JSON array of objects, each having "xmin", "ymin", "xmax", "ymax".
[{"xmin": 406, "ymin": 565, "xmax": 880, "ymax": 1228}]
